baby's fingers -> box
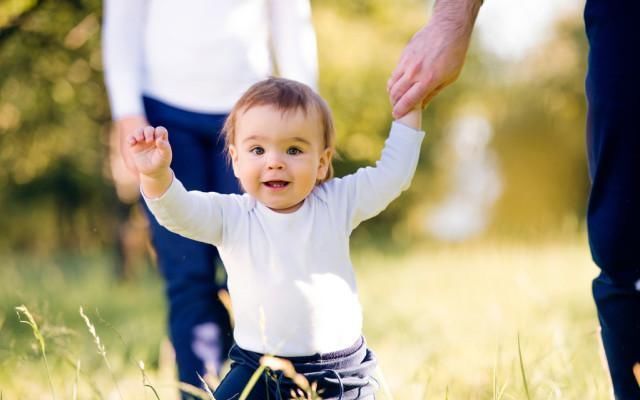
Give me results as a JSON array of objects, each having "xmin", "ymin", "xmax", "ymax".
[
  {"xmin": 143, "ymin": 126, "xmax": 156, "ymax": 143},
  {"xmin": 155, "ymin": 126, "xmax": 168, "ymax": 141},
  {"xmin": 128, "ymin": 126, "xmax": 170, "ymax": 152},
  {"xmin": 155, "ymin": 137, "xmax": 171, "ymax": 154},
  {"xmin": 127, "ymin": 127, "xmax": 145, "ymax": 146}
]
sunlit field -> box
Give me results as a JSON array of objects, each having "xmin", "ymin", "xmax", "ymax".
[{"xmin": 0, "ymin": 238, "xmax": 610, "ymax": 399}]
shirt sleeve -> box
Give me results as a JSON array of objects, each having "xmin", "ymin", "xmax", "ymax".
[
  {"xmin": 143, "ymin": 177, "xmax": 232, "ymax": 246},
  {"xmin": 268, "ymin": 0, "xmax": 318, "ymax": 90},
  {"xmin": 327, "ymin": 122, "xmax": 425, "ymax": 233},
  {"xmin": 102, "ymin": 0, "xmax": 148, "ymax": 119}
]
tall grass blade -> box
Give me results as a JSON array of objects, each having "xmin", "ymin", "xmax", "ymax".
[
  {"xmin": 138, "ymin": 361, "xmax": 161, "ymax": 400},
  {"xmin": 15, "ymin": 305, "xmax": 56, "ymax": 400},
  {"xmin": 79, "ymin": 306, "xmax": 123, "ymax": 400},
  {"xmin": 493, "ymin": 357, "xmax": 497, "ymax": 400},
  {"xmin": 197, "ymin": 372, "xmax": 216, "ymax": 399},
  {"xmin": 493, "ymin": 346, "xmax": 507, "ymax": 400},
  {"xmin": 497, "ymin": 383, "xmax": 508, "ymax": 400},
  {"xmin": 517, "ymin": 333, "xmax": 532, "ymax": 400},
  {"xmin": 95, "ymin": 308, "xmax": 127, "ymax": 347},
  {"xmin": 72, "ymin": 360, "xmax": 80, "ymax": 400},
  {"xmin": 239, "ymin": 365, "xmax": 267, "ymax": 400},
  {"xmin": 262, "ymin": 356, "xmax": 312, "ymax": 392},
  {"xmin": 177, "ymin": 382, "xmax": 219, "ymax": 399},
  {"xmin": 60, "ymin": 353, "xmax": 105, "ymax": 399}
]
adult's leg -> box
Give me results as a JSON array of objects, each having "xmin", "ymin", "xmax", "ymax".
[
  {"xmin": 584, "ymin": 1, "xmax": 640, "ymax": 398},
  {"xmin": 205, "ymin": 115, "xmax": 240, "ymax": 197},
  {"xmin": 143, "ymin": 97, "xmax": 234, "ymax": 393}
]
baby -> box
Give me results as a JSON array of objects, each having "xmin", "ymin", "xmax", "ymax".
[{"xmin": 129, "ymin": 77, "xmax": 423, "ymax": 399}]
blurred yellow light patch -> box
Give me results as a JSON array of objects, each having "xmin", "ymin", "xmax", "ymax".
[
  {"xmin": 52, "ymin": 79, "xmax": 74, "ymax": 104},
  {"xmin": 0, "ymin": 102, "xmax": 21, "ymax": 131}
]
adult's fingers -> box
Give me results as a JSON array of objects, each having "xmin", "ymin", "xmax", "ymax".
[
  {"xmin": 392, "ymin": 81, "xmax": 428, "ymax": 118},
  {"xmin": 388, "ymin": 73, "xmax": 416, "ymax": 106},
  {"xmin": 420, "ymin": 85, "xmax": 443, "ymax": 109},
  {"xmin": 122, "ymin": 148, "xmax": 139, "ymax": 174},
  {"xmin": 387, "ymin": 62, "xmax": 407, "ymax": 92},
  {"xmin": 121, "ymin": 136, "xmax": 140, "ymax": 174}
]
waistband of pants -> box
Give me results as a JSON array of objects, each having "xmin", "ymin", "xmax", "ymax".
[{"xmin": 228, "ymin": 336, "xmax": 378, "ymax": 399}]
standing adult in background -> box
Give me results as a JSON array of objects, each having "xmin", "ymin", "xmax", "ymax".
[
  {"xmin": 388, "ymin": 0, "xmax": 640, "ymax": 398},
  {"xmin": 102, "ymin": 0, "xmax": 318, "ymax": 395}
]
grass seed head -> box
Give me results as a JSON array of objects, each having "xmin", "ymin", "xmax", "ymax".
[{"xmin": 79, "ymin": 306, "xmax": 106, "ymax": 357}]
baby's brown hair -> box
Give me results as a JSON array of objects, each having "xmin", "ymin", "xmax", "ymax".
[{"xmin": 222, "ymin": 77, "xmax": 336, "ymax": 183}]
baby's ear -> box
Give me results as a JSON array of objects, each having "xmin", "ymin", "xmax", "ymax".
[
  {"xmin": 317, "ymin": 147, "xmax": 333, "ymax": 180},
  {"xmin": 228, "ymin": 145, "xmax": 240, "ymax": 178}
]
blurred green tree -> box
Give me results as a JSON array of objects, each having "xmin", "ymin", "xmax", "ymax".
[
  {"xmin": 0, "ymin": 0, "xmax": 590, "ymax": 255},
  {"xmin": 0, "ymin": 0, "xmax": 115, "ymax": 253}
]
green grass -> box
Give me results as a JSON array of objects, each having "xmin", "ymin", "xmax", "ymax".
[
  {"xmin": 354, "ymin": 239, "xmax": 609, "ymax": 399},
  {"xmin": 0, "ymin": 240, "xmax": 611, "ymax": 399}
]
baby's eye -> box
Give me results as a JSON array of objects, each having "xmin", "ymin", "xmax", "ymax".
[
  {"xmin": 287, "ymin": 147, "xmax": 302, "ymax": 155},
  {"xmin": 250, "ymin": 146, "xmax": 265, "ymax": 155}
]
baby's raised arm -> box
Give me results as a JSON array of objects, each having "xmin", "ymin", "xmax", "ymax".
[
  {"xmin": 327, "ymin": 111, "xmax": 425, "ymax": 233},
  {"xmin": 129, "ymin": 126, "xmax": 230, "ymax": 246},
  {"xmin": 128, "ymin": 126, "xmax": 173, "ymax": 198}
]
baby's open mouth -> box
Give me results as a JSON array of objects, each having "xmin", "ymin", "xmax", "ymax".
[{"xmin": 264, "ymin": 181, "xmax": 289, "ymax": 188}]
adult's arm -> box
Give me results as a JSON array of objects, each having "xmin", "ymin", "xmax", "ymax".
[
  {"xmin": 102, "ymin": 0, "xmax": 149, "ymax": 173},
  {"xmin": 268, "ymin": 0, "xmax": 319, "ymax": 90},
  {"xmin": 388, "ymin": 0, "xmax": 482, "ymax": 118}
]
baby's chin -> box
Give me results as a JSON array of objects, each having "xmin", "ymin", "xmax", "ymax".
[{"xmin": 263, "ymin": 199, "xmax": 305, "ymax": 214}]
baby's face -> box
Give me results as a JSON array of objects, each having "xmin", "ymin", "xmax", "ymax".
[{"xmin": 228, "ymin": 105, "xmax": 331, "ymax": 213}]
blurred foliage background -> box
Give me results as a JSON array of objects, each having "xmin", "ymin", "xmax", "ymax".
[{"xmin": 0, "ymin": 0, "xmax": 588, "ymax": 254}]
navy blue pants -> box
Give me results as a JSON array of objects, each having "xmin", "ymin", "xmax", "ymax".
[
  {"xmin": 214, "ymin": 337, "xmax": 379, "ymax": 400},
  {"xmin": 584, "ymin": 1, "xmax": 640, "ymax": 398},
  {"xmin": 142, "ymin": 96, "xmax": 240, "ymax": 393}
]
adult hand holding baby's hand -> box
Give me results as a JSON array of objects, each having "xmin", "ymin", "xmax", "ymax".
[{"xmin": 128, "ymin": 126, "xmax": 172, "ymax": 178}]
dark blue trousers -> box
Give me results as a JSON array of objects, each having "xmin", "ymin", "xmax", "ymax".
[
  {"xmin": 584, "ymin": 1, "xmax": 640, "ymax": 398},
  {"xmin": 142, "ymin": 96, "xmax": 240, "ymax": 393},
  {"xmin": 214, "ymin": 337, "xmax": 378, "ymax": 400}
]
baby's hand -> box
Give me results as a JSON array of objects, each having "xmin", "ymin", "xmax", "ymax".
[
  {"xmin": 395, "ymin": 107, "xmax": 422, "ymax": 131},
  {"xmin": 128, "ymin": 126, "xmax": 172, "ymax": 178}
]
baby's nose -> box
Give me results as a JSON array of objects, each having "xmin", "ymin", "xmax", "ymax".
[{"xmin": 266, "ymin": 154, "xmax": 285, "ymax": 169}]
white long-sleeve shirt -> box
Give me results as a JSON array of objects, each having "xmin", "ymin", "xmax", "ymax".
[
  {"xmin": 102, "ymin": 0, "xmax": 318, "ymax": 119},
  {"xmin": 145, "ymin": 122, "xmax": 425, "ymax": 356}
]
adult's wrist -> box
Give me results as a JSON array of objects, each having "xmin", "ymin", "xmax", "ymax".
[{"xmin": 431, "ymin": 0, "xmax": 482, "ymax": 35}]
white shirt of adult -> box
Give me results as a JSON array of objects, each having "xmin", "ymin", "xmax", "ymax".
[
  {"xmin": 145, "ymin": 122, "xmax": 425, "ymax": 356},
  {"xmin": 102, "ymin": 0, "xmax": 318, "ymax": 119}
]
